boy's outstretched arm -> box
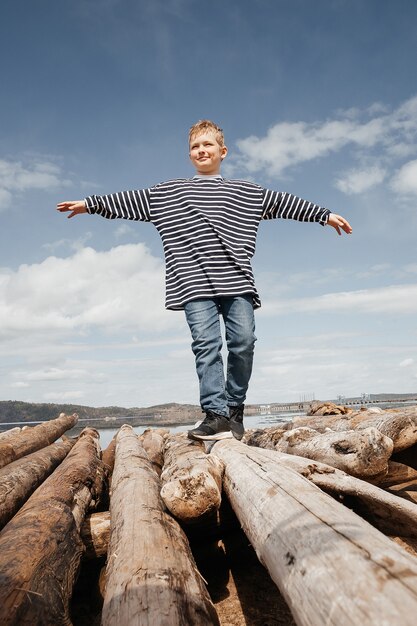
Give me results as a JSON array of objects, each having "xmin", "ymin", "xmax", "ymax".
[
  {"xmin": 57, "ymin": 200, "xmax": 87, "ymax": 219},
  {"xmin": 327, "ymin": 213, "xmax": 352, "ymax": 235}
]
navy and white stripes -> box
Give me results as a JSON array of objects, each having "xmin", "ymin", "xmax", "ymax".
[{"xmin": 85, "ymin": 175, "xmax": 330, "ymax": 310}]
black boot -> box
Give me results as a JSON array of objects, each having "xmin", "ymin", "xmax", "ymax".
[
  {"xmin": 228, "ymin": 404, "xmax": 245, "ymax": 440},
  {"xmin": 188, "ymin": 410, "xmax": 233, "ymax": 441}
]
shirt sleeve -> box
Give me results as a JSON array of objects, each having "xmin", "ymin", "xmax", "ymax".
[
  {"xmin": 85, "ymin": 188, "xmax": 152, "ymax": 221},
  {"xmin": 261, "ymin": 189, "xmax": 330, "ymax": 225}
]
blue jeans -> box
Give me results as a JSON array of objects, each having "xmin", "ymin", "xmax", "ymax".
[{"xmin": 184, "ymin": 295, "xmax": 256, "ymax": 417}]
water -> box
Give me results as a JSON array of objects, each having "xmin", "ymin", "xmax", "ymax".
[{"xmin": 97, "ymin": 411, "xmax": 302, "ymax": 448}]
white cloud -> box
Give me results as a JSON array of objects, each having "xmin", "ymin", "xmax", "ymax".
[
  {"xmin": 262, "ymin": 283, "xmax": 417, "ymax": 316},
  {"xmin": 391, "ymin": 159, "xmax": 417, "ymax": 195},
  {"xmin": 0, "ymin": 158, "xmax": 71, "ymax": 211},
  {"xmin": 400, "ymin": 358, "xmax": 414, "ymax": 367},
  {"xmin": 0, "ymin": 243, "xmax": 177, "ymax": 336},
  {"xmin": 230, "ymin": 95, "xmax": 417, "ymax": 195},
  {"xmin": 335, "ymin": 166, "xmax": 386, "ymax": 194}
]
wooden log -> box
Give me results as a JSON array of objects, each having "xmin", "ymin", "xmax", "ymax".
[
  {"xmin": 268, "ymin": 425, "xmax": 393, "ymax": 478},
  {"xmin": 138, "ymin": 427, "xmax": 167, "ymax": 475},
  {"xmin": 102, "ymin": 435, "xmax": 117, "ymax": 476},
  {"xmin": 294, "ymin": 406, "xmax": 417, "ymax": 452},
  {"xmin": 392, "ymin": 442, "xmax": 417, "ymax": 470},
  {"xmin": 374, "ymin": 461, "xmax": 417, "ymax": 488},
  {"xmin": 0, "ymin": 427, "xmax": 21, "ymax": 440},
  {"xmin": 81, "ymin": 511, "xmax": 110, "ymax": 560},
  {"xmin": 160, "ymin": 433, "xmax": 224, "ymax": 522},
  {"xmin": 102, "ymin": 424, "xmax": 219, "ymax": 626},
  {"xmin": 0, "ymin": 439, "xmax": 75, "ymax": 530},
  {"xmin": 240, "ymin": 447, "xmax": 417, "ymax": 539},
  {"xmin": 211, "ymin": 439, "xmax": 417, "ymax": 626},
  {"xmin": 0, "ymin": 413, "xmax": 78, "ymax": 470},
  {"xmin": 0, "ymin": 428, "xmax": 101, "ymax": 626}
]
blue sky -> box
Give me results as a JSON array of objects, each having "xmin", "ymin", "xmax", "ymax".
[{"xmin": 1, "ymin": 0, "xmax": 417, "ymax": 408}]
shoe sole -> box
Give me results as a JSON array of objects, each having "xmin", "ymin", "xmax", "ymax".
[{"xmin": 188, "ymin": 430, "xmax": 234, "ymax": 441}]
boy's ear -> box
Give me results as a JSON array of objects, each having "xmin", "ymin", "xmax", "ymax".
[{"xmin": 221, "ymin": 145, "xmax": 228, "ymax": 160}]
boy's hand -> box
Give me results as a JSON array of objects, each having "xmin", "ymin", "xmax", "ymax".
[
  {"xmin": 327, "ymin": 213, "xmax": 352, "ymax": 235},
  {"xmin": 56, "ymin": 200, "xmax": 87, "ymax": 218}
]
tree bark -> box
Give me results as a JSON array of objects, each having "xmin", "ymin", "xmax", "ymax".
[
  {"xmin": 160, "ymin": 433, "xmax": 224, "ymax": 522},
  {"xmin": 0, "ymin": 439, "xmax": 74, "ymax": 530},
  {"xmin": 0, "ymin": 428, "xmax": 101, "ymax": 626},
  {"xmin": 101, "ymin": 425, "xmax": 219, "ymax": 626},
  {"xmin": 81, "ymin": 511, "xmax": 110, "ymax": 560},
  {"xmin": 0, "ymin": 413, "xmax": 78, "ymax": 470},
  {"xmin": 255, "ymin": 425, "xmax": 393, "ymax": 478},
  {"xmin": 211, "ymin": 439, "xmax": 417, "ymax": 626}
]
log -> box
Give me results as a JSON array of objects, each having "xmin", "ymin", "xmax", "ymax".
[
  {"xmin": 211, "ymin": 439, "xmax": 417, "ymax": 626},
  {"xmin": 294, "ymin": 406, "xmax": 417, "ymax": 452},
  {"xmin": 263, "ymin": 425, "xmax": 393, "ymax": 478},
  {"xmin": 240, "ymin": 447, "xmax": 417, "ymax": 539},
  {"xmin": 160, "ymin": 433, "xmax": 224, "ymax": 522},
  {"xmin": 102, "ymin": 424, "xmax": 219, "ymax": 626},
  {"xmin": 0, "ymin": 413, "xmax": 78, "ymax": 469},
  {"xmin": 375, "ymin": 461, "xmax": 417, "ymax": 488},
  {"xmin": 0, "ymin": 438, "xmax": 75, "ymax": 530},
  {"xmin": 138, "ymin": 427, "xmax": 167, "ymax": 475},
  {"xmin": 81, "ymin": 511, "xmax": 110, "ymax": 560},
  {"xmin": 102, "ymin": 435, "xmax": 117, "ymax": 476},
  {"xmin": 0, "ymin": 427, "xmax": 21, "ymax": 440},
  {"xmin": 0, "ymin": 428, "xmax": 101, "ymax": 625}
]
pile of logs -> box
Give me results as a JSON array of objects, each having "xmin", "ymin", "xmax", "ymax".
[{"xmin": 1, "ymin": 403, "xmax": 417, "ymax": 625}]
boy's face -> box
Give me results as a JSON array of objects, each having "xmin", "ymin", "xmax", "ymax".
[{"xmin": 189, "ymin": 132, "xmax": 228, "ymax": 176}]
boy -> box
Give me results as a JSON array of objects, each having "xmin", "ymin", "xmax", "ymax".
[{"xmin": 57, "ymin": 120, "xmax": 352, "ymax": 441}]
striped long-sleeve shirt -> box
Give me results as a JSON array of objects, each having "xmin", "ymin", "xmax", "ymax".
[{"xmin": 85, "ymin": 175, "xmax": 330, "ymax": 310}]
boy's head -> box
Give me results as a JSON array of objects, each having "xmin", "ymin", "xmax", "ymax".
[
  {"xmin": 189, "ymin": 119, "xmax": 228, "ymax": 176},
  {"xmin": 189, "ymin": 120, "xmax": 225, "ymax": 148}
]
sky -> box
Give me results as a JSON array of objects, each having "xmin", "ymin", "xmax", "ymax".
[{"xmin": 1, "ymin": 0, "xmax": 417, "ymax": 409}]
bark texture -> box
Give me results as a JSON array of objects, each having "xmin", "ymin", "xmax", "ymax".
[
  {"xmin": 160, "ymin": 433, "xmax": 224, "ymax": 522},
  {"xmin": 0, "ymin": 439, "xmax": 74, "ymax": 530},
  {"xmin": 0, "ymin": 428, "xmax": 101, "ymax": 626},
  {"xmin": 102, "ymin": 425, "xmax": 219, "ymax": 626},
  {"xmin": 211, "ymin": 439, "xmax": 417, "ymax": 626},
  {"xmin": 0, "ymin": 413, "xmax": 78, "ymax": 470}
]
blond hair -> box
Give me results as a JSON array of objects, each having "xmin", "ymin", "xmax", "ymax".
[{"xmin": 189, "ymin": 120, "xmax": 225, "ymax": 147}]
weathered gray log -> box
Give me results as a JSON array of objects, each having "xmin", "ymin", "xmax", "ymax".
[
  {"xmin": 0, "ymin": 438, "xmax": 75, "ymax": 530},
  {"xmin": 0, "ymin": 427, "xmax": 21, "ymax": 440},
  {"xmin": 160, "ymin": 433, "xmax": 224, "ymax": 522},
  {"xmin": 81, "ymin": 510, "xmax": 110, "ymax": 560},
  {"xmin": 294, "ymin": 406, "xmax": 417, "ymax": 452},
  {"xmin": 102, "ymin": 424, "xmax": 219, "ymax": 626},
  {"xmin": 211, "ymin": 439, "xmax": 417, "ymax": 626},
  {"xmin": 0, "ymin": 413, "xmax": 78, "ymax": 469},
  {"xmin": 138, "ymin": 428, "xmax": 167, "ymax": 475},
  {"xmin": 261, "ymin": 425, "xmax": 393, "ymax": 478},
  {"xmin": 241, "ymin": 447, "xmax": 417, "ymax": 539},
  {"xmin": 0, "ymin": 428, "xmax": 101, "ymax": 626}
]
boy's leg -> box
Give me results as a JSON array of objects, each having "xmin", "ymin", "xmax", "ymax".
[
  {"xmin": 184, "ymin": 298, "xmax": 232, "ymax": 440},
  {"xmin": 221, "ymin": 295, "xmax": 256, "ymax": 438}
]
